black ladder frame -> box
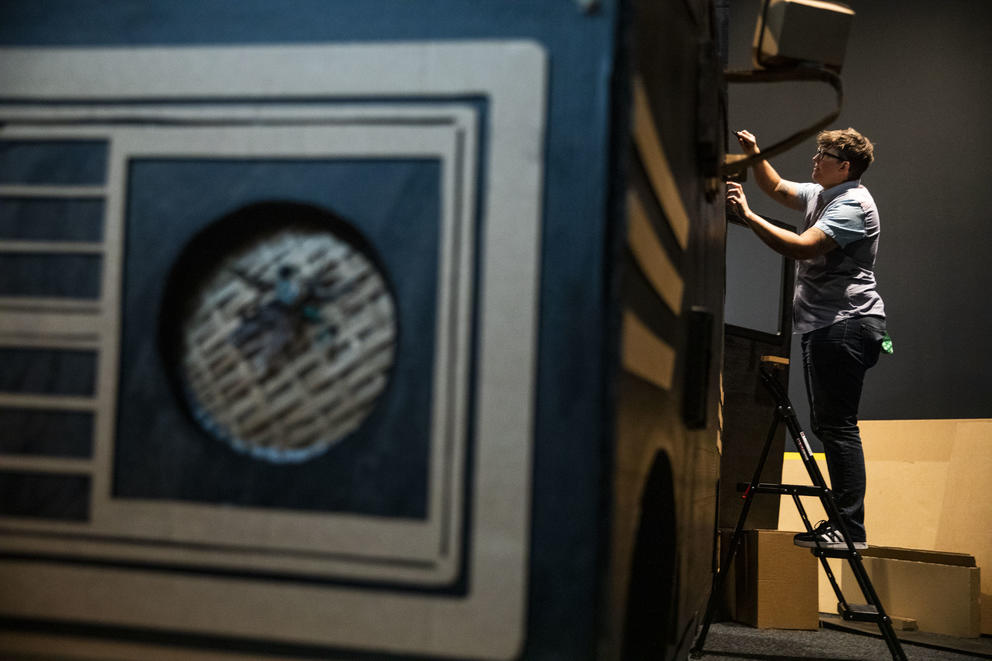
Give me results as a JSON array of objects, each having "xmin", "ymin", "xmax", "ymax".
[{"xmin": 690, "ymin": 358, "xmax": 907, "ymax": 660}]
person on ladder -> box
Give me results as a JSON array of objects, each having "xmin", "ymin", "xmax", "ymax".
[{"xmin": 726, "ymin": 127, "xmax": 888, "ymax": 551}]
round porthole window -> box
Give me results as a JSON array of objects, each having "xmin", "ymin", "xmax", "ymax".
[{"xmin": 160, "ymin": 202, "xmax": 397, "ymax": 463}]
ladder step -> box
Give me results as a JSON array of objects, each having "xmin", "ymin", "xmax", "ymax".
[
  {"xmin": 840, "ymin": 603, "xmax": 882, "ymax": 622},
  {"xmin": 810, "ymin": 547, "xmax": 863, "ymax": 559},
  {"xmin": 736, "ymin": 482, "xmax": 828, "ymax": 497}
]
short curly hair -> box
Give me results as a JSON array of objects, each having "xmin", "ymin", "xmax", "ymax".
[{"xmin": 817, "ymin": 127, "xmax": 874, "ymax": 180}]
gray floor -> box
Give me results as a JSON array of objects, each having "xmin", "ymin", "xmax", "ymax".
[{"xmin": 694, "ymin": 621, "xmax": 992, "ymax": 660}]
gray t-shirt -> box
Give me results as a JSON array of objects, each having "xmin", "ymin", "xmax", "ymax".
[{"xmin": 793, "ymin": 180, "xmax": 885, "ymax": 333}]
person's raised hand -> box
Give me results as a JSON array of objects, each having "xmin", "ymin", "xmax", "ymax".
[
  {"xmin": 735, "ymin": 130, "xmax": 759, "ymax": 155},
  {"xmin": 726, "ymin": 181, "xmax": 753, "ymax": 219}
]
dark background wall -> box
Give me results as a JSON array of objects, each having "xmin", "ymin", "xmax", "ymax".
[{"xmin": 724, "ymin": 0, "xmax": 992, "ymax": 424}]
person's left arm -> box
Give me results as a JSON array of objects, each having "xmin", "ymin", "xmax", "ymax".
[{"xmin": 727, "ymin": 182, "xmax": 837, "ymax": 260}]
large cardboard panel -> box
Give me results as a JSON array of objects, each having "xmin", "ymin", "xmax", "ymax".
[
  {"xmin": 842, "ymin": 555, "xmax": 981, "ymax": 638},
  {"xmin": 778, "ymin": 418, "xmax": 992, "ymax": 632},
  {"xmin": 862, "ymin": 546, "xmax": 975, "ymax": 567},
  {"xmin": 934, "ymin": 420, "xmax": 992, "ymax": 635}
]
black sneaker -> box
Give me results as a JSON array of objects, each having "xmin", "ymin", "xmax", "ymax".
[{"xmin": 793, "ymin": 520, "xmax": 867, "ymax": 550}]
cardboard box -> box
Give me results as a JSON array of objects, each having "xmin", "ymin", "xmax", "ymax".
[
  {"xmin": 734, "ymin": 529, "xmax": 818, "ymax": 630},
  {"xmin": 842, "ymin": 546, "xmax": 981, "ymax": 638}
]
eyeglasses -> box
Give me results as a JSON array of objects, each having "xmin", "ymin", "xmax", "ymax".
[{"xmin": 814, "ymin": 149, "xmax": 847, "ymax": 162}]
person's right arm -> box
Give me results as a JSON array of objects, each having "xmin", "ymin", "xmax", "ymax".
[{"xmin": 735, "ymin": 130, "xmax": 805, "ymax": 212}]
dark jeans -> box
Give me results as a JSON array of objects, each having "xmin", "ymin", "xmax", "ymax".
[{"xmin": 801, "ymin": 315, "xmax": 886, "ymax": 542}]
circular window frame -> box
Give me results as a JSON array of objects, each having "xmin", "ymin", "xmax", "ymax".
[{"xmin": 158, "ymin": 201, "xmax": 399, "ymax": 464}]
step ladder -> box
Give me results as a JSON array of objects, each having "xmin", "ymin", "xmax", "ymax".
[{"xmin": 691, "ymin": 356, "xmax": 907, "ymax": 661}]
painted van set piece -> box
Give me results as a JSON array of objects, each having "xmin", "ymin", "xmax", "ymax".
[{"xmin": 0, "ymin": 2, "xmax": 727, "ymax": 659}]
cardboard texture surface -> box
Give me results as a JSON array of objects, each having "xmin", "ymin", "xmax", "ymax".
[
  {"xmin": 841, "ymin": 550, "xmax": 981, "ymax": 638},
  {"xmin": 861, "ymin": 546, "xmax": 976, "ymax": 567},
  {"xmin": 734, "ymin": 530, "xmax": 818, "ymax": 630},
  {"xmin": 778, "ymin": 418, "xmax": 991, "ymax": 633}
]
